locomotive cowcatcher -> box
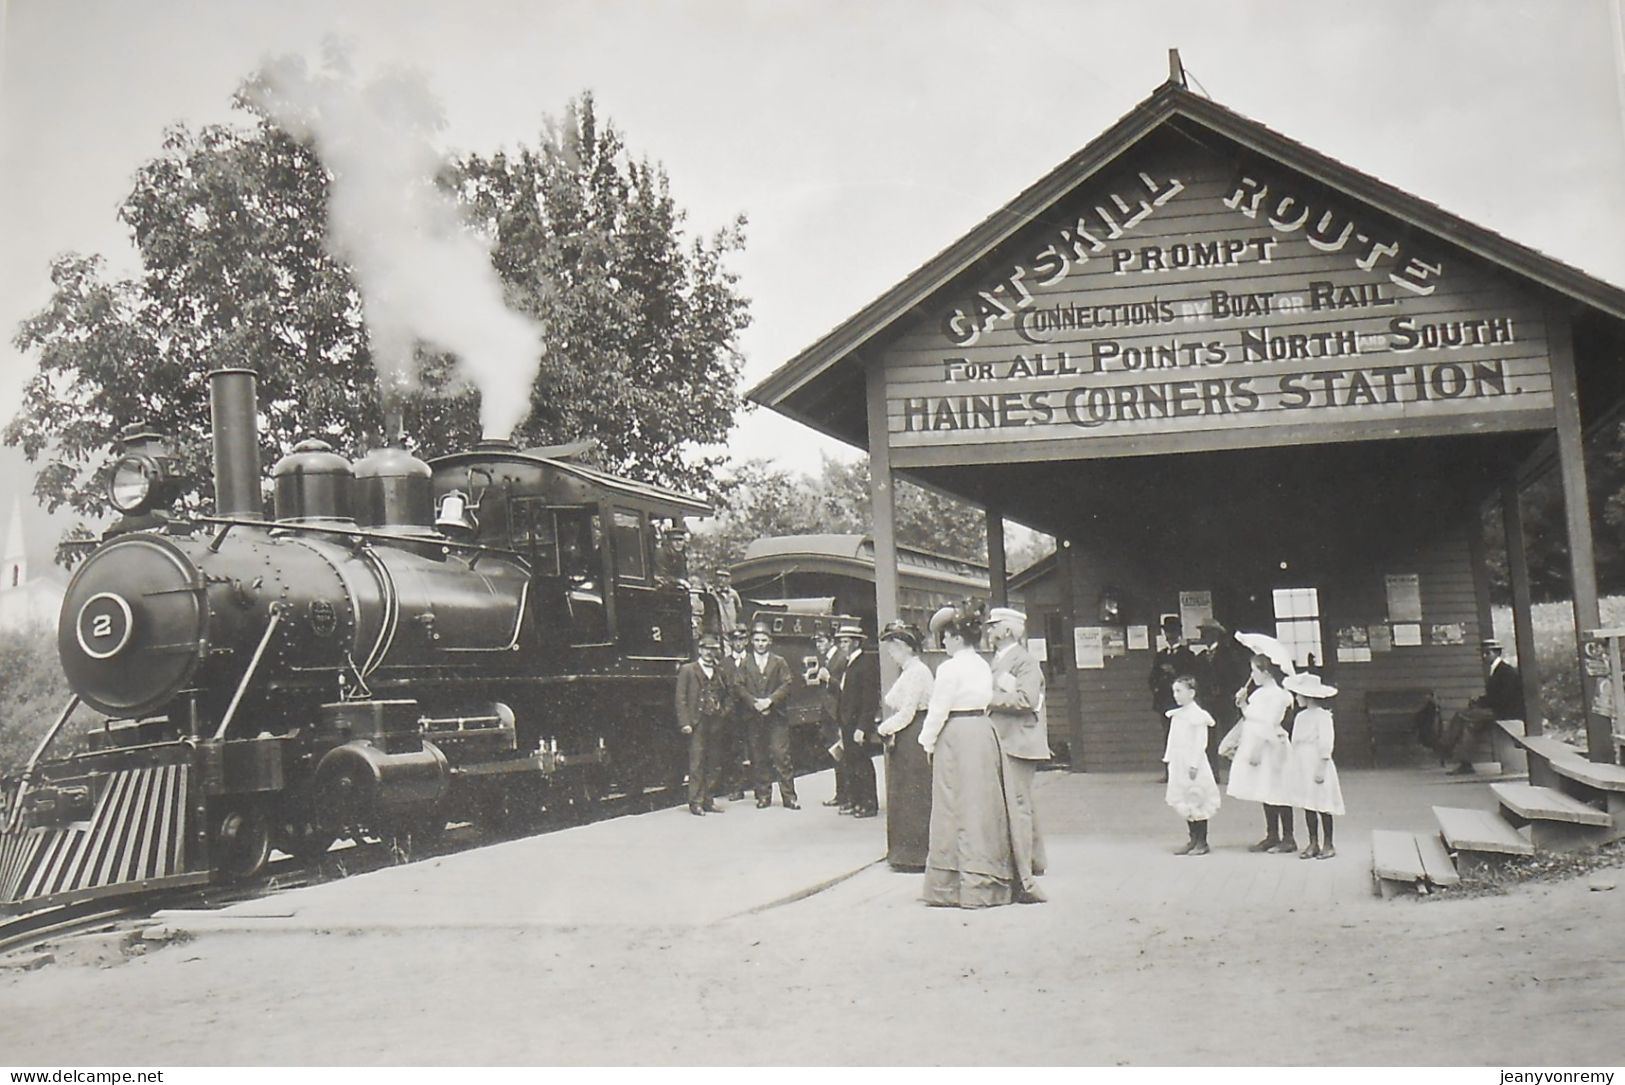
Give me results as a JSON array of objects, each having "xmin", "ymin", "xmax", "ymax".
[{"xmin": 0, "ymin": 368, "xmax": 710, "ymax": 912}]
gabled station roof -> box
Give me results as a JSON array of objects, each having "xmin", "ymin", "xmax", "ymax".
[{"xmin": 747, "ymin": 76, "xmax": 1625, "ymax": 452}]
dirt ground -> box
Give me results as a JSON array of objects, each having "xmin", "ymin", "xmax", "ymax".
[
  {"xmin": 2, "ymin": 858, "xmax": 1621, "ymax": 1066},
  {"xmin": 4, "ymin": 766, "xmax": 1624, "ymax": 1067}
]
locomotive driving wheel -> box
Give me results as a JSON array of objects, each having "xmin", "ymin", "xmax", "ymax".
[
  {"xmin": 271, "ymin": 790, "xmax": 337, "ymax": 863},
  {"xmin": 210, "ymin": 801, "xmax": 272, "ymax": 882}
]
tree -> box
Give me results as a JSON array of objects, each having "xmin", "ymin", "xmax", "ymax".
[
  {"xmin": 454, "ymin": 94, "xmax": 748, "ymax": 493},
  {"xmin": 7, "ymin": 60, "xmax": 749, "ymax": 548}
]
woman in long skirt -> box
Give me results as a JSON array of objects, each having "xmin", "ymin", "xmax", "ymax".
[
  {"xmin": 920, "ymin": 601, "xmax": 1014, "ymax": 908},
  {"xmin": 876, "ymin": 620, "xmax": 933, "ymax": 871}
]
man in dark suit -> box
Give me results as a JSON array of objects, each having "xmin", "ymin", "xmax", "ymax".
[
  {"xmin": 986, "ymin": 606, "xmax": 1050, "ymax": 903},
  {"xmin": 812, "ymin": 629, "xmax": 850, "ymax": 809},
  {"xmin": 834, "ymin": 623, "xmax": 880, "ymax": 818},
  {"xmin": 1439, "ymin": 639, "xmax": 1528, "ymax": 775},
  {"xmin": 733, "ymin": 621, "xmax": 799, "ymax": 808},
  {"xmin": 675, "ymin": 633, "xmax": 730, "ymax": 816},
  {"xmin": 717, "ymin": 623, "xmax": 752, "ymax": 800}
]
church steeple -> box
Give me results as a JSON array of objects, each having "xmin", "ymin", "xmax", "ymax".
[{"xmin": 3, "ymin": 495, "xmax": 26, "ymax": 590}]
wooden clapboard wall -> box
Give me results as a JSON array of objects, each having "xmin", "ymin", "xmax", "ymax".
[
  {"xmin": 1038, "ymin": 506, "xmax": 1487, "ymax": 773},
  {"xmin": 880, "ymin": 128, "xmax": 1557, "ymax": 468}
]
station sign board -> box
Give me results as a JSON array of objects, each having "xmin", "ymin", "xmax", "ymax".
[{"xmin": 881, "ymin": 139, "xmax": 1555, "ymax": 464}]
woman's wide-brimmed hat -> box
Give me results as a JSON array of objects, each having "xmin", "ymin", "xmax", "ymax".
[
  {"xmin": 929, "ymin": 599, "xmax": 986, "ymax": 640},
  {"xmin": 1283, "ymin": 672, "xmax": 1338, "ymax": 699},
  {"xmin": 880, "ymin": 619, "xmax": 922, "ymax": 652}
]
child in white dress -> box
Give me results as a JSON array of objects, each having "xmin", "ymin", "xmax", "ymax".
[
  {"xmin": 1164, "ymin": 676, "xmax": 1221, "ymax": 855},
  {"xmin": 1282, "ymin": 672, "xmax": 1345, "ymax": 859}
]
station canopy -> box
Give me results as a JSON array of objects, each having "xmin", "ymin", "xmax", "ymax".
[{"xmin": 747, "ymin": 78, "xmax": 1625, "ymax": 541}]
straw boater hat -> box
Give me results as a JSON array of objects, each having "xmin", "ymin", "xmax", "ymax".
[
  {"xmin": 835, "ymin": 622, "xmax": 866, "ymax": 640},
  {"xmin": 1283, "ymin": 673, "xmax": 1338, "ymax": 699}
]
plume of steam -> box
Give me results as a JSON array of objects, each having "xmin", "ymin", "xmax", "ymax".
[{"xmin": 249, "ymin": 55, "xmax": 544, "ymax": 440}]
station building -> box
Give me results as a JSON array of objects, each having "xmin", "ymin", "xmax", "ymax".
[{"xmin": 749, "ymin": 67, "xmax": 1625, "ymax": 772}]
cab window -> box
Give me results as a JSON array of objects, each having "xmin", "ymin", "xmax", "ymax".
[
  {"xmin": 611, "ymin": 507, "xmax": 647, "ymax": 580},
  {"xmin": 557, "ymin": 508, "xmax": 603, "ymax": 585},
  {"xmin": 510, "ymin": 498, "xmax": 560, "ymax": 577}
]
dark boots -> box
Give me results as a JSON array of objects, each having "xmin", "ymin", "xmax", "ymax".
[{"xmin": 1175, "ymin": 819, "xmax": 1209, "ymax": 856}]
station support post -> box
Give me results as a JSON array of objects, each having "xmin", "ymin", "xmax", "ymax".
[
  {"xmin": 1548, "ymin": 308, "xmax": 1610, "ymax": 761},
  {"xmin": 866, "ymin": 357, "xmax": 901, "ymax": 691},
  {"xmin": 1500, "ymin": 481, "xmax": 1544, "ymax": 736},
  {"xmin": 987, "ymin": 508, "xmax": 1007, "ymax": 607}
]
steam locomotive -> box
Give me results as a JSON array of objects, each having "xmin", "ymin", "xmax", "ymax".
[{"xmin": 0, "ymin": 368, "xmax": 709, "ymax": 912}]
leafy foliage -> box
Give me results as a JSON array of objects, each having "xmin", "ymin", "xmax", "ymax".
[
  {"xmin": 0, "ymin": 629, "xmax": 77, "ymax": 777},
  {"xmin": 8, "ymin": 66, "xmax": 748, "ymax": 549}
]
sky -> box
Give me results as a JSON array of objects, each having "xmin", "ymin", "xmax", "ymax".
[{"xmin": 3, "ymin": 0, "xmax": 1625, "ymax": 551}]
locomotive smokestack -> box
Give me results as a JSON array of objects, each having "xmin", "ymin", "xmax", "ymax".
[
  {"xmin": 208, "ymin": 368, "xmax": 262, "ymax": 518},
  {"xmin": 384, "ymin": 405, "xmax": 405, "ymax": 449}
]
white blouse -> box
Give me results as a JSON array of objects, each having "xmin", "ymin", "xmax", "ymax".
[
  {"xmin": 919, "ymin": 648, "xmax": 993, "ymax": 754},
  {"xmin": 877, "ymin": 657, "xmax": 933, "ymax": 737}
]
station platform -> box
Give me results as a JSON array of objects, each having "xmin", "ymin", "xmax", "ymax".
[{"xmin": 155, "ymin": 759, "xmax": 1508, "ymax": 934}]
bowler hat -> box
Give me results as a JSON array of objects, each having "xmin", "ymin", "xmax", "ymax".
[
  {"xmin": 750, "ymin": 620, "xmax": 773, "ymax": 636},
  {"xmin": 697, "ymin": 632, "xmax": 722, "ymax": 649}
]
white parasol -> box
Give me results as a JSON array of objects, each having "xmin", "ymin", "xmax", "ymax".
[{"xmin": 1234, "ymin": 631, "xmax": 1297, "ymax": 675}]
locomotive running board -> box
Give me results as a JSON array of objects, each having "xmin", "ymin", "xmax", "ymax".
[{"xmin": 0, "ymin": 761, "xmax": 210, "ymax": 915}]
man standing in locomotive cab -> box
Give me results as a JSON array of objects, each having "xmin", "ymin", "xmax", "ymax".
[
  {"xmin": 735, "ymin": 620, "xmax": 798, "ymax": 809},
  {"xmin": 676, "ymin": 633, "xmax": 730, "ymax": 816},
  {"xmin": 835, "ymin": 623, "xmax": 881, "ymax": 818}
]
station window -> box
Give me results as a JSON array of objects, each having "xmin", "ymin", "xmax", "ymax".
[
  {"xmin": 1272, "ymin": 587, "xmax": 1324, "ymax": 669},
  {"xmin": 612, "ymin": 508, "xmax": 647, "ymax": 580}
]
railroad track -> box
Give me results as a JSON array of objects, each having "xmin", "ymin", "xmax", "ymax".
[{"xmin": 0, "ymin": 781, "xmax": 685, "ymax": 960}]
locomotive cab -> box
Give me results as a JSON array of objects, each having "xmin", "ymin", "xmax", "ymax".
[{"xmin": 428, "ymin": 444, "xmax": 709, "ymax": 664}]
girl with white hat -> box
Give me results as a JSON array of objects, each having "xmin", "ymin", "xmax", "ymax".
[{"xmin": 1282, "ymin": 672, "xmax": 1344, "ymax": 858}]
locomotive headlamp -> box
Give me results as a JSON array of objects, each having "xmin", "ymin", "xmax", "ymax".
[
  {"xmin": 109, "ymin": 454, "xmax": 160, "ymax": 512},
  {"xmin": 107, "ymin": 423, "xmax": 182, "ymax": 515}
]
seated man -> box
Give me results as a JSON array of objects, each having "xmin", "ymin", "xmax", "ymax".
[{"xmin": 1437, "ymin": 639, "xmax": 1525, "ymax": 775}]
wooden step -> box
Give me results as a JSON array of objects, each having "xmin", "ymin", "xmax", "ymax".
[
  {"xmin": 1520, "ymin": 733, "xmax": 1587, "ymax": 765},
  {"xmin": 1371, "ymin": 830, "xmax": 1426, "ymax": 882},
  {"xmin": 1548, "ymin": 756, "xmax": 1625, "ymax": 793},
  {"xmin": 1433, "ymin": 805, "xmax": 1533, "ymax": 856},
  {"xmin": 1413, "ymin": 832, "xmax": 1461, "ymax": 887},
  {"xmin": 1491, "ymin": 782, "xmax": 1611, "ymax": 826}
]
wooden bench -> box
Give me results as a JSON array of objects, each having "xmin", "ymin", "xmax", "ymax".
[
  {"xmin": 1488, "ymin": 718, "xmax": 1529, "ymax": 775},
  {"xmin": 1433, "ymin": 804, "xmax": 1532, "ymax": 872},
  {"xmin": 1490, "ymin": 781, "xmax": 1615, "ymax": 850}
]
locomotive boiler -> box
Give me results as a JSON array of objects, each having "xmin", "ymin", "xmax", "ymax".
[{"xmin": 0, "ymin": 369, "xmax": 709, "ymax": 911}]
